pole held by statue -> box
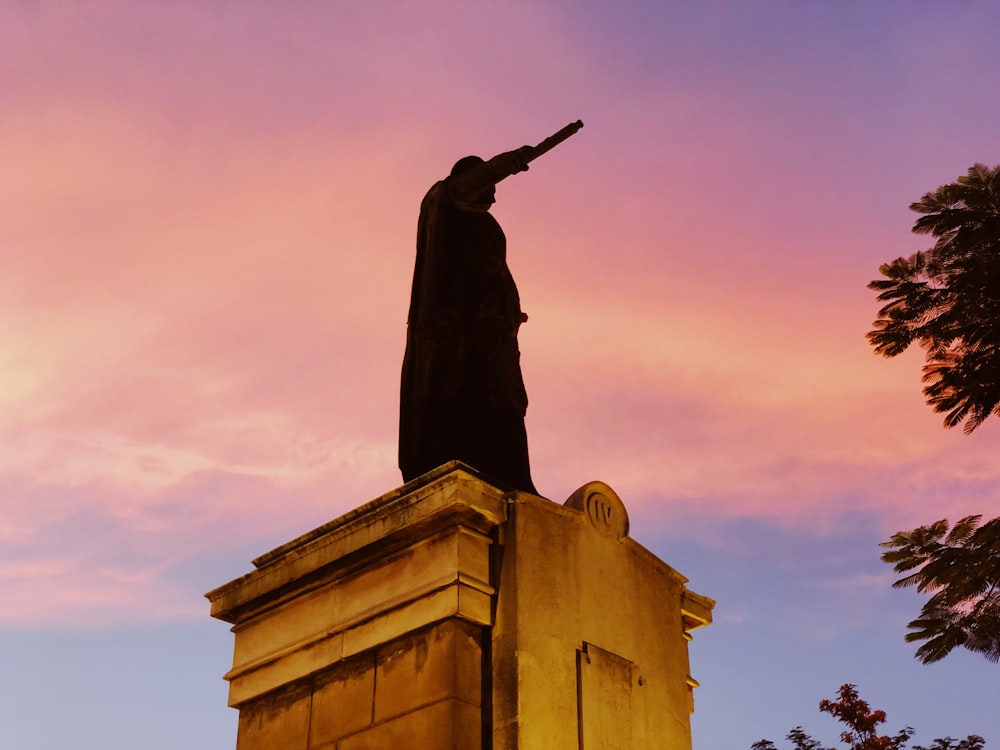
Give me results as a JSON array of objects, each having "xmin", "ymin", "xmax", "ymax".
[{"xmin": 527, "ymin": 120, "xmax": 583, "ymax": 163}]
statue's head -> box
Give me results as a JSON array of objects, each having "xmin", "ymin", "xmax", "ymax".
[
  {"xmin": 450, "ymin": 155, "xmax": 484, "ymax": 177},
  {"xmin": 450, "ymin": 155, "xmax": 495, "ymax": 212}
]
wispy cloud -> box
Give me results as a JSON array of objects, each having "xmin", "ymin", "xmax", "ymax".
[{"xmin": 3, "ymin": 2, "xmax": 1000, "ymax": 632}]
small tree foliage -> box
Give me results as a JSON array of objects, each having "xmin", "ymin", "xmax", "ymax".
[
  {"xmin": 816, "ymin": 684, "xmax": 913, "ymax": 750},
  {"xmin": 752, "ymin": 684, "xmax": 984, "ymax": 750},
  {"xmin": 867, "ymin": 163, "xmax": 1000, "ymax": 434},
  {"xmin": 881, "ymin": 515, "xmax": 1000, "ymax": 664}
]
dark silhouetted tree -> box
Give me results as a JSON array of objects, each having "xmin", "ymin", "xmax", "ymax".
[
  {"xmin": 881, "ymin": 515, "xmax": 1000, "ymax": 664},
  {"xmin": 752, "ymin": 684, "xmax": 984, "ymax": 750},
  {"xmin": 867, "ymin": 163, "xmax": 1000, "ymax": 434}
]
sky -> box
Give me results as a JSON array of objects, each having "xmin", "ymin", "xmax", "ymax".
[{"xmin": 2, "ymin": 2, "xmax": 998, "ymax": 748}]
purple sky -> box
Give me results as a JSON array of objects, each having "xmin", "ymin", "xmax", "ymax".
[{"xmin": 2, "ymin": 3, "xmax": 998, "ymax": 748}]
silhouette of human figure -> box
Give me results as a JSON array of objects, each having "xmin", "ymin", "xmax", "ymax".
[{"xmin": 399, "ymin": 147, "xmax": 538, "ymax": 494}]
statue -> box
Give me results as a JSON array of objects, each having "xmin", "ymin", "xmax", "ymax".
[{"xmin": 399, "ymin": 121, "xmax": 583, "ymax": 494}]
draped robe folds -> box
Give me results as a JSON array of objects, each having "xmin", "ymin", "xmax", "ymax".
[{"xmin": 399, "ymin": 156, "xmax": 537, "ymax": 494}]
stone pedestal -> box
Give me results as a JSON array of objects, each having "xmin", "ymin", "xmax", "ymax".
[{"xmin": 207, "ymin": 462, "xmax": 713, "ymax": 749}]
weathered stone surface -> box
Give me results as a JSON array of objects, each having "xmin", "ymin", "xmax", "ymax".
[
  {"xmin": 235, "ymin": 679, "xmax": 311, "ymax": 750},
  {"xmin": 491, "ymin": 487, "xmax": 712, "ymax": 749},
  {"xmin": 578, "ymin": 642, "xmax": 636, "ymax": 750},
  {"xmin": 338, "ymin": 698, "xmax": 481, "ymax": 750},
  {"xmin": 227, "ymin": 630, "xmax": 344, "ymax": 708},
  {"xmin": 231, "ymin": 618, "xmax": 483, "ymax": 749},
  {"xmin": 374, "ymin": 618, "xmax": 482, "ymax": 722},
  {"xmin": 309, "ymin": 653, "xmax": 375, "ymax": 746},
  {"xmin": 207, "ymin": 463, "xmax": 507, "ymax": 624},
  {"xmin": 211, "ymin": 465, "xmax": 499, "ymax": 708},
  {"xmin": 208, "ymin": 464, "xmax": 714, "ymax": 750}
]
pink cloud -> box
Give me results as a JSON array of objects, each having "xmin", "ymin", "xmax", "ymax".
[{"xmin": 3, "ymin": 2, "xmax": 1000, "ymax": 629}]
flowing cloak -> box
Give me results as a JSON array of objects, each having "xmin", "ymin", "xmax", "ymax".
[{"xmin": 399, "ymin": 165, "xmax": 536, "ymax": 493}]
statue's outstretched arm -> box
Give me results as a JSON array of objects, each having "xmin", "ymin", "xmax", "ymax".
[
  {"xmin": 449, "ymin": 120, "xmax": 583, "ymax": 201},
  {"xmin": 449, "ymin": 148, "xmax": 532, "ymax": 201}
]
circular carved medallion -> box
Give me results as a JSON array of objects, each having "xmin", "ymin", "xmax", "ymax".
[{"xmin": 563, "ymin": 481, "xmax": 629, "ymax": 539}]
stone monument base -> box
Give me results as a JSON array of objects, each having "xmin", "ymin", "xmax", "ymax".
[{"xmin": 206, "ymin": 462, "xmax": 713, "ymax": 749}]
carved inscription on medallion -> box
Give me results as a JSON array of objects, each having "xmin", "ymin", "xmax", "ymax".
[{"xmin": 564, "ymin": 481, "xmax": 629, "ymax": 540}]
